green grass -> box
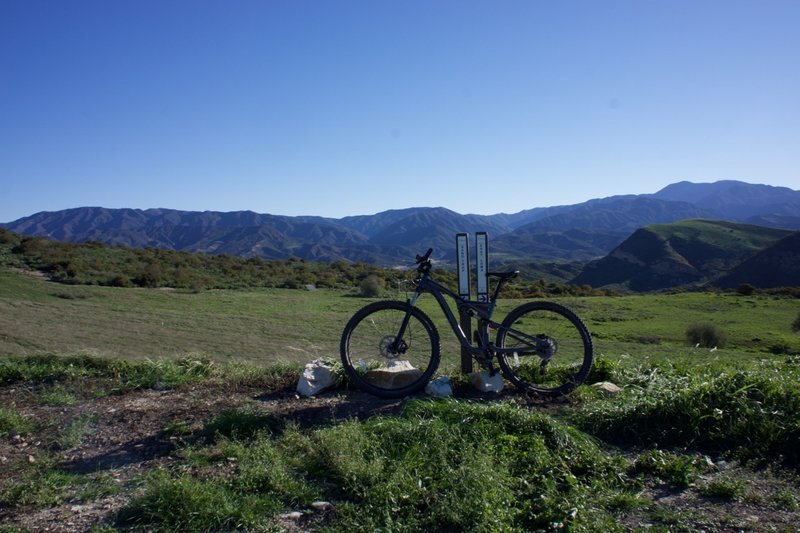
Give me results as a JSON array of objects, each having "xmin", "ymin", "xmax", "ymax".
[
  {"xmin": 55, "ymin": 413, "xmax": 97, "ymax": 449},
  {"xmin": 0, "ymin": 269, "xmax": 362, "ymax": 364},
  {"xmin": 2, "ymin": 455, "xmax": 120, "ymax": 507},
  {"xmin": 573, "ymin": 357, "xmax": 800, "ymax": 467},
  {"xmin": 1, "ymin": 353, "xmax": 799, "ymax": 531},
  {"xmin": 3, "ymin": 268, "xmax": 798, "ymax": 370},
  {"xmin": 0, "ymin": 404, "xmax": 35, "ymax": 437},
  {"xmin": 119, "ymin": 399, "xmax": 631, "ymax": 532},
  {"xmin": 560, "ymin": 291, "xmax": 800, "ymax": 363},
  {"xmin": 37, "ymin": 382, "xmax": 79, "ymax": 406}
]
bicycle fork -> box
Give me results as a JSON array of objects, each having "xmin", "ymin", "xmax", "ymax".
[{"xmin": 386, "ymin": 294, "xmax": 422, "ymax": 357}]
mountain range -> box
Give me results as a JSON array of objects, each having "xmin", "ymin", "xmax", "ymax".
[{"xmin": 3, "ymin": 180, "xmax": 799, "ymax": 290}]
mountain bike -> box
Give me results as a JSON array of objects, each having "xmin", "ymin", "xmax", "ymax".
[{"xmin": 340, "ymin": 248, "xmax": 594, "ymax": 398}]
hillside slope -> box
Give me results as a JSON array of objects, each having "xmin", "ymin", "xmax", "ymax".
[
  {"xmin": 572, "ymin": 220, "xmax": 794, "ymax": 291},
  {"xmin": 714, "ymin": 232, "xmax": 800, "ymax": 288}
]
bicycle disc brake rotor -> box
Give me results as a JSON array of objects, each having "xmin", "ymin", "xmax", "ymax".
[
  {"xmin": 378, "ymin": 335, "xmax": 406, "ymax": 359},
  {"xmin": 536, "ymin": 335, "xmax": 557, "ymax": 372}
]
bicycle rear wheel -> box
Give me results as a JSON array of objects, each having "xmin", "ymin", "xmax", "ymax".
[
  {"xmin": 340, "ymin": 300, "xmax": 440, "ymax": 398},
  {"xmin": 495, "ymin": 301, "xmax": 593, "ymax": 396}
]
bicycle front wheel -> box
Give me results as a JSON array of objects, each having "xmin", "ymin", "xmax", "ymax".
[
  {"xmin": 340, "ymin": 300, "xmax": 440, "ymax": 399},
  {"xmin": 496, "ymin": 301, "xmax": 593, "ymax": 396}
]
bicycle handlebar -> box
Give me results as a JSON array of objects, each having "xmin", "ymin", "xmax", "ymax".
[{"xmin": 415, "ymin": 248, "xmax": 433, "ymax": 264}]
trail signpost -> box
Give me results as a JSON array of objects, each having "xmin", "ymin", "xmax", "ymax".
[
  {"xmin": 456, "ymin": 233, "xmax": 470, "ymax": 300},
  {"xmin": 455, "ymin": 232, "xmax": 491, "ymax": 373},
  {"xmin": 475, "ymin": 231, "xmax": 489, "ymax": 303}
]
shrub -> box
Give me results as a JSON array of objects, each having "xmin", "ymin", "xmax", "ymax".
[
  {"xmin": 736, "ymin": 283, "xmax": 755, "ymax": 296},
  {"xmin": 136, "ymin": 262, "xmax": 163, "ymax": 288},
  {"xmin": 109, "ymin": 275, "xmax": 132, "ymax": 287},
  {"xmin": 686, "ymin": 322, "xmax": 727, "ymax": 348},
  {"xmin": 0, "ymin": 228, "xmax": 21, "ymax": 245},
  {"xmin": 792, "ymin": 312, "xmax": 800, "ymax": 333},
  {"xmin": 359, "ymin": 275, "xmax": 384, "ymax": 297}
]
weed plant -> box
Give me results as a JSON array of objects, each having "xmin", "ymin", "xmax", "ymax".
[
  {"xmin": 574, "ymin": 358, "xmax": 800, "ymax": 468},
  {"xmin": 631, "ymin": 449, "xmax": 712, "ymax": 488},
  {"xmin": 55, "ymin": 413, "xmax": 97, "ymax": 449},
  {"xmin": 0, "ymin": 404, "xmax": 35, "ymax": 437},
  {"xmin": 1, "ymin": 455, "xmax": 119, "ymax": 507}
]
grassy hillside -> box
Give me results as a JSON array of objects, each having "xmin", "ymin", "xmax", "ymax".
[
  {"xmin": 2, "ymin": 267, "xmax": 798, "ymax": 368},
  {"xmin": 716, "ymin": 232, "xmax": 800, "ymax": 288},
  {"xmin": 574, "ymin": 219, "xmax": 795, "ymax": 291},
  {"xmin": 0, "ymin": 228, "xmax": 604, "ymax": 298},
  {"xmin": 647, "ymin": 219, "xmax": 791, "ymax": 270}
]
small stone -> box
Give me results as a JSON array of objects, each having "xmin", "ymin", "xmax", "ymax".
[
  {"xmin": 27, "ymin": 454, "xmax": 36, "ymax": 463},
  {"xmin": 592, "ymin": 381, "xmax": 622, "ymax": 396},
  {"xmin": 425, "ymin": 376, "xmax": 453, "ymax": 397},
  {"xmin": 311, "ymin": 500, "xmax": 333, "ymax": 511},
  {"xmin": 281, "ymin": 511, "xmax": 303, "ymax": 520}
]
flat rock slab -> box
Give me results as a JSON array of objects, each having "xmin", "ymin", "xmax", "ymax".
[{"xmin": 364, "ymin": 360, "xmax": 423, "ymax": 389}]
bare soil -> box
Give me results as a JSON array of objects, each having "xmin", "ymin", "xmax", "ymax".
[{"xmin": 1, "ymin": 379, "xmax": 798, "ymax": 532}]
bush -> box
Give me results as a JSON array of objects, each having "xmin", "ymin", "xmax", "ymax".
[
  {"xmin": 109, "ymin": 275, "xmax": 132, "ymax": 287},
  {"xmin": 792, "ymin": 312, "xmax": 800, "ymax": 333},
  {"xmin": 0, "ymin": 228, "xmax": 21, "ymax": 246},
  {"xmin": 358, "ymin": 275, "xmax": 384, "ymax": 297},
  {"xmin": 736, "ymin": 283, "xmax": 756, "ymax": 296},
  {"xmin": 686, "ymin": 322, "xmax": 727, "ymax": 348}
]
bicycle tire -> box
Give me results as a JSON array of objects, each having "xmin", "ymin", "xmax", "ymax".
[
  {"xmin": 495, "ymin": 301, "xmax": 593, "ymax": 396},
  {"xmin": 340, "ymin": 300, "xmax": 440, "ymax": 399}
]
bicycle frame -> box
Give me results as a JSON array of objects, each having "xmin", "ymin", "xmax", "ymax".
[{"xmin": 397, "ymin": 269, "xmax": 541, "ymax": 360}]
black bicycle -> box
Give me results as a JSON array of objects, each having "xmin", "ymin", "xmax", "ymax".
[{"xmin": 340, "ymin": 248, "xmax": 594, "ymax": 398}]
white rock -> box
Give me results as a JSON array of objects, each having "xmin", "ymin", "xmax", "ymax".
[
  {"xmin": 425, "ymin": 376, "xmax": 453, "ymax": 397},
  {"xmin": 296, "ymin": 359, "xmax": 336, "ymax": 397},
  {"xmin": 311, "ymin": 500, "xmax": 333, "ymax": 511}
]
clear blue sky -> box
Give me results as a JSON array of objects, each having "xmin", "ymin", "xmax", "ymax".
[{"xmin": 2, "ymin": 0, "xmax": 799, "ymax": 223}]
